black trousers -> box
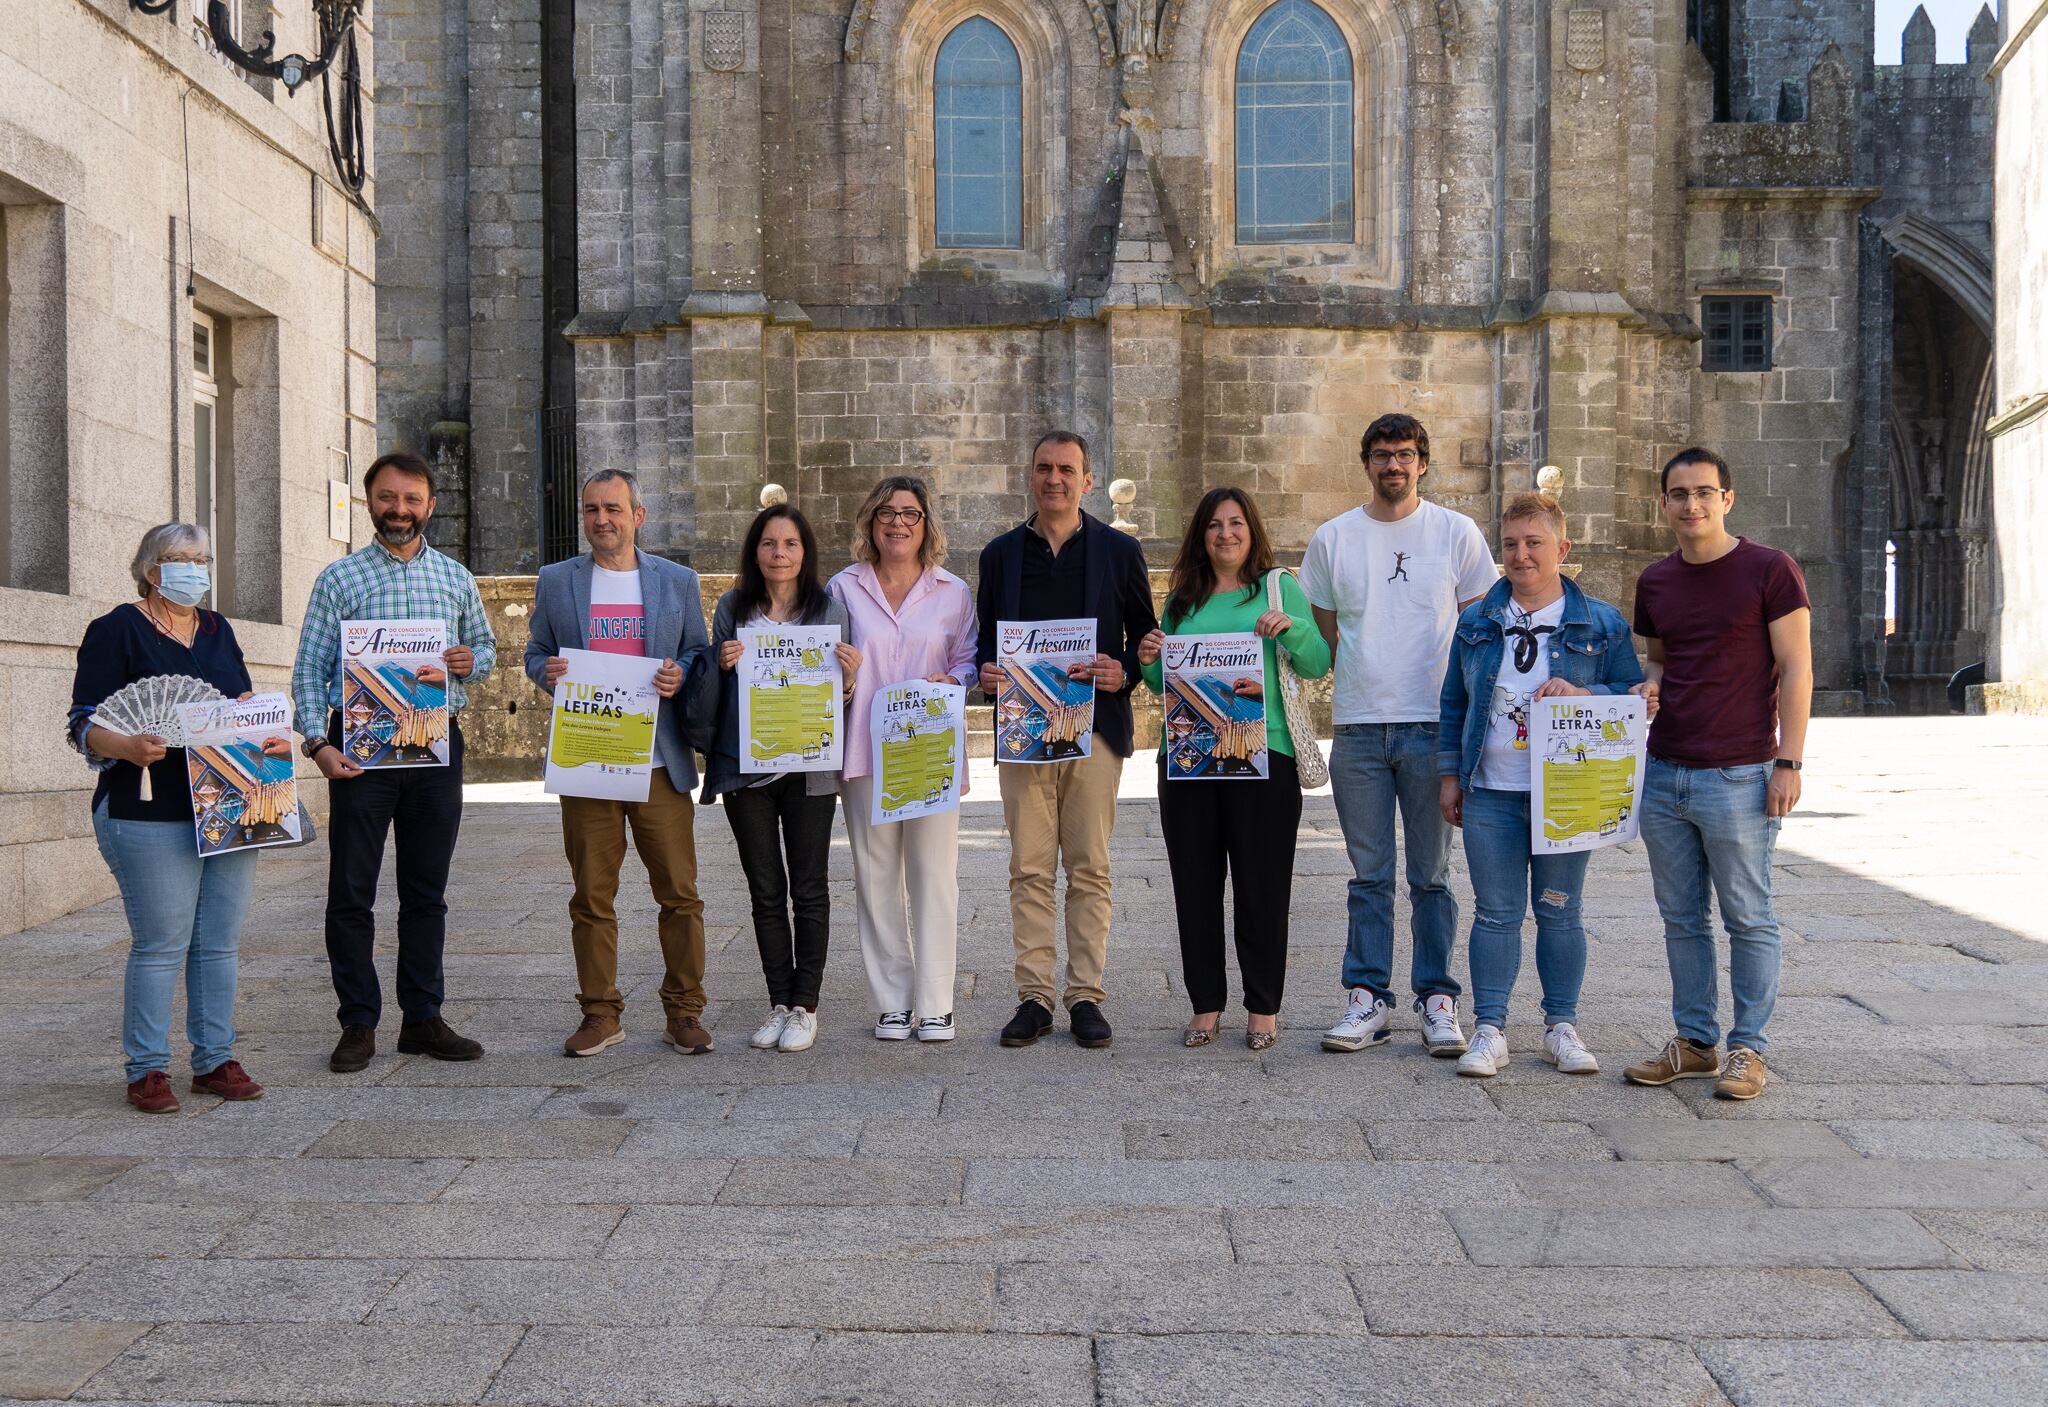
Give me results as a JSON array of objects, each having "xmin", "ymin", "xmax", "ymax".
[
  {"xmin": 723, "ymin": 774, "xmax": 837, "ymax": 1010},
  {"xmin": 1158, "ymin": 752, "xmax": 1302, "ymax": 1016},
  {"xmin": 324, "ymin": 713, "xmax": 465, "ymax": 1027}
]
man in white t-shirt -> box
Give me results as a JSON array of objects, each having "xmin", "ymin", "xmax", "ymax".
[{"xmin": 1299, "ymin": 414, "xmax": 1497, "ymax": 1056}]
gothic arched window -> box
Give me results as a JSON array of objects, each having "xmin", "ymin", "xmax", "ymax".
[
  {"xmin": 1234, "ymin": 0, "xmax": 1354, "ymax": 244},
  {"xmin": 933, "ymin": 17, "xmax": 1024, "ymax": 249}
]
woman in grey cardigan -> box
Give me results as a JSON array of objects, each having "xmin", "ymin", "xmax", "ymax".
[{"xmin": 698, "ymin": 505, "xmax": 858, "ymax": 1052}]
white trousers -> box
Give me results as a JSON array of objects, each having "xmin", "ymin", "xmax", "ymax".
[{"xmin": 840, "ymin": 775, "xmax": 961, "ymax": 1019}]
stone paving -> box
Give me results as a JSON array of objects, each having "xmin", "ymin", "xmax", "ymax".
[{"xmin": 3, "ymin": 716, "xmax": 2047, "ymax": 1405}]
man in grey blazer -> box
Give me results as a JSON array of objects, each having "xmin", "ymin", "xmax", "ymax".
[{"xmin": 524, "ymin": 469, "xmax": 715, "ymax": 1056}]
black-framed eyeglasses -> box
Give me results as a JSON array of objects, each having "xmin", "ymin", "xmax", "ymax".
[
  {"xmin": 1663, "ymin": 487, "xmax": 1728, "ymax": 505},
  {"xmin": 1367, "ymin": 448, "xmax": 1421, "ymax": 468},
  {"xmin": 875, "ymin": 508, "xmax": 926, "ymax": 526}
]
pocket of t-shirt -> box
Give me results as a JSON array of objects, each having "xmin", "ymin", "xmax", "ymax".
[{"xmin": 1382, "ymin": 556, "xmax": 1447, "ymax": 591}]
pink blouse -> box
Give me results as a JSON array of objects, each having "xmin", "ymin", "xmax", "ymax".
[{"xmin": 828, "ymin": 562, "xmax": 978, "ymax": 782}]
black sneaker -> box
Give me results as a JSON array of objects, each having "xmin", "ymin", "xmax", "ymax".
[
  {"xmin": 1070, "ymin": 1001, "xmax": 1113, "ymax": 1049},
  {"xmin": 329, "ymin": 1023, "xmax": 375, "ymax": 1073},
  {"xmin": 999, "ymin": 1000, "xmax": 1053, "ymax": 1048},
  {"xmin": 396, "ymin": 1016, "xmax": 484, "ymax": 1062}
]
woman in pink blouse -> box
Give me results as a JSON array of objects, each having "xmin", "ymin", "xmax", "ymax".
[{"xmin": 828, "ymin": 476, "xmax": 978, "ymax": 1043}]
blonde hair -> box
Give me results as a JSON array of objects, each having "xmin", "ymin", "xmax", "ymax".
[
  {"xmin": 851, "ymin": 476, "xmax": 948, "ymax": 570},
  {"xmin": 1501, "ymin": 492, "xmax": 1567, "ymax": 539}
]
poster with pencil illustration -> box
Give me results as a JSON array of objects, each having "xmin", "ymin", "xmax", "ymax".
[
  {"xmin": 176, "ymin": 693, "xmax": 301, "ymax": 857},
  {"xmin": 738, "ymin": 625, "xmax": 843, "ymax": 773},
  {"xmin": 995, "ymin": 618, "xmax": 1095, "ymax": 763},
  {"xmin": 339, "ymin": 619, "xmax": 450, "ymax": 768},
  {"xmin": 1162, "ymin": 633, "xmax": 1268, "ymax": 780},
  {"xmin": 1531, "ymin": 694, "xmax": 1648, "ymax": 854},
  {"xmin": 870, "ymin": 680, "xmax": 965, "ymax": 826}
]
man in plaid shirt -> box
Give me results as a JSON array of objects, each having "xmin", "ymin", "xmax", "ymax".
[{"xmin": 293, "ymin": 451, "xmax": 498, "ymax": 1074}]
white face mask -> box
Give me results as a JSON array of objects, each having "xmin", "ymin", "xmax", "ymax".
[{"xmin": 156, "ymin": 561, "xmax": 211, "ymax": 607}]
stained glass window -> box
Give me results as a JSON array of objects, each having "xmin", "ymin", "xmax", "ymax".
[
  {"xmin": 1235, "ymin": 0, "xmax": 1354, "ymax": 244},
  {"xmin": 934, "ymin": 18, "xmax": 1023, "ymax": 249}
]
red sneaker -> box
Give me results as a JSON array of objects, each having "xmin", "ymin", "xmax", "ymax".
[
  {"xmin": 191, "ymin": 1060, "xmax": 264, "ymax": 1101},
  {"xmin": 126, "ymin": 1071, "xmax": 181, "ymax": 1115}
]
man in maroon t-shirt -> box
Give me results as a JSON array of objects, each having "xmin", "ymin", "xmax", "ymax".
[{"xmin": 1621, "ymin": 448, "xmax": 1812, "ymax": 1102}]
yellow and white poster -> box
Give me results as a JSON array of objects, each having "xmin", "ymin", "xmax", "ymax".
[
  {"xmin": 738, "ymin": 625, "xmax": 843, "ymax": 773},
  {"xmin": 543, "ymin": 647, "xmax": 661, "ymax": 802},
  {"xmin": 1530, "ymin": 694, "xmax": 1648, "ymax": 854},
  {"xmin": 870, "ymin": 680, "xmax": 965, "ymax": 826}
]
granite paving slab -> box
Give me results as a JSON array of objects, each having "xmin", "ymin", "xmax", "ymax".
[
  {"xmin": 1451, "ymin": 1208, "xmax": 1959, "ymax": 1268},
  {"xmin": 80, "ymin": 1324, "xmax": 523, "ymax": 1405},
  {"xmin": 1696, "ymin": 1340, "xmax": 2048, "ymax": 1406}
]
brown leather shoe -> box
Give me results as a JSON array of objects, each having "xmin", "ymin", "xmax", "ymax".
[
  {"xmin": 1623, "ymin": 1035, "xmax": 1721, "ymax": 1086},
  {"xmin": 662, "ymin": 1014, "xmax": 714, "ymax": 1054},
  {"xmin": 564, "ymin": 1013, "xmax": 625, "ymax": 1057},
  {"xmin": 1714, "ymin": 1046, "xmax": 1770, "ymax": 1101},
  {"xmin": 126, "ymin": 1071, "xmax": 180, "ymax": 1115},
  {"xmin": 191, "ymin": 1060, "xmax": 264, "ymax": 1101}
]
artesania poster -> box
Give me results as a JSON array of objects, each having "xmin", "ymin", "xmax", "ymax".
[
  {"xmin": 339, "ymin": 619, "xmax": 449, "ymax": 768},
  {"xmin": 870, "ymin": 680, "xmax": 965, "ymax": 826},
  {"xmin": 1162, "ymin": 633, "xmax": 1269, "ymax": 780},
  {"xmin": 738, "ymin": 625, "xmax": 843, "ymax": 773},
  {"xmin": 544, "ymin": 647, "xmax": 662, "ymax": 802},
  {"xmin": 176, "ymin": 693, "xmax": 301, "ymax": 857},
  {"xmin": 1530, "ymin": 694, "xmax": 1649, "ymax": 854},
  {"xmin": 994, "ymin": 618, "xmax": 1095, "ymax": 763}
]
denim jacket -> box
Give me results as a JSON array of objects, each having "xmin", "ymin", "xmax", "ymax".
[{"xmin": 1438, "ymin": 575, "xmax": 1644, "ymax": 791}]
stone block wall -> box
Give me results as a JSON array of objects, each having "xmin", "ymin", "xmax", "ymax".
[{"xmin": 0, "ymin": 1, "xmax": 373, "ymax": 934}]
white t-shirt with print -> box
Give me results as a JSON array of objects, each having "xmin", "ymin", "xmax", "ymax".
[
  {"xmin": 586, "ymin": 564, "xmax": 647, "ymax": 656},
  {"xmin": 1472, "ymin": 595, "xmax": 1565, "ymax": 792},
  {"xmin": 1298, "ymin": 500, "xmax": 1498, "ymax": 724}
]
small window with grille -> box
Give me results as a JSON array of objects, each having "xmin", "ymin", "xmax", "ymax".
[{"xmin": 1701, "ymin": 295, "xmax": 1772, "ymax": 372}]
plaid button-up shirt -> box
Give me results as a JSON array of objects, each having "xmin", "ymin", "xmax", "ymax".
[{"xmin": 291, "ymin": 538, "xmax": 497, "ymax": 743}]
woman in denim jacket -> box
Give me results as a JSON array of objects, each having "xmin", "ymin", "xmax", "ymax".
[{"xmin": 1436, "ymin": 494, "xmax": 1646, "ymax": 1079}]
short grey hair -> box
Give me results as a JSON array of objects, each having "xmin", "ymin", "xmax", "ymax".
[
  {"xmin": 580, "ymin": 468, "xmax": 643, "ymax": 511},
  {"xmin": 130, "ymin": 522, "xmax": 211, "ymax": 598}
]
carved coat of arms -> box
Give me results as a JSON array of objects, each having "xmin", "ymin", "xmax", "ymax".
[
  {"xmin": 704, "ymin": 11, "xmax": 746, "ymax": 71},
  {"xmin": 1565, "ymin": 10, "xmax": 1606, "ymax": 72}
]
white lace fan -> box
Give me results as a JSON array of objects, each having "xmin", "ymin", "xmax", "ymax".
[{"xmin": 90, "ymin": 675, "xmax": 227, "ymax": 801}]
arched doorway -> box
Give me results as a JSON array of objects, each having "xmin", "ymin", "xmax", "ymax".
[{"xmin": 1885, "ymin": 257, "xmax": 1994, "ymax": 712}]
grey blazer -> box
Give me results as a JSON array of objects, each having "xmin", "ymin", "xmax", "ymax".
[{"xmin": 523, "ymin": 552, "xmax": 711, "ymax": 788}]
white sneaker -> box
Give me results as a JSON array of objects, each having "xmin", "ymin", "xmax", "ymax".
[
  {"xmin": 874, "ymin": 1010, "xmax": 913, "ymax": 1041},
  {"xmin": 1544, "ymin": 1022, "xmax": 1600, "ymax": 1075},
  {"xmin": 1456, "ymin": 1023, "xmax": 1509, "ymax": 1077},
  {"xmin": 915, "ymin": 1013, "xmax": 956, "ymax": 1042},
  {"xmin": 778, "ymin": 1007, "xmax": 817, "ymax": 1052},
  {"xmin": 749, "ymin": 1005, "xmax": 791, "ymax": 1050},
  {"xmin": 1421, "ymin": 994, "xmax": 1468, "ymax": 1057},
  {"xmin": 1321, "ymin": 989, "xmax": 1394, "ymax": 1052}
]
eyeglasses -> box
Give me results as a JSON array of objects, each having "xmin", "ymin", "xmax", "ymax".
[
  {"xmin": 874, "ymin": 508, "xmax": 925, "ymax": 526},
  {"xmin": 1367, "ymin": 449, "xmax": 1421, "ymax": 468},
  {"xmin": 1663, "ymin": 487, "xmax": 1728, "ymax": 506},
  {"xmin": 158, "ymin": 554, "xmax": 214, "ymax": 566}
]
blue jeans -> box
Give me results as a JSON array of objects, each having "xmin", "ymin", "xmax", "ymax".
[
  {"xmin": 1330, "ymin": 723, "xmax": 1459, "ymax": 1007},
  {"xmin": 1639, "ymin": 758, "xmax": 1783, "ymax": 1052},
  {"xmin": 1460, "ymin": 787, "xmax": 1590, "ymax": 1029},
  {"xmin": 92, "ymin": 799, "xmax": 257, "ymax": 1082}
]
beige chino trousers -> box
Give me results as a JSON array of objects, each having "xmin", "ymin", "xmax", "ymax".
[{"xmin": 998, "ymin": 744, "xmax": 1124, "ymax": 1009}]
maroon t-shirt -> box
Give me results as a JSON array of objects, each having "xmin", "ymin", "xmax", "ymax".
[{"xmin": 1632, "ymin": 538, "xmax": 1811, "ymax": 769}]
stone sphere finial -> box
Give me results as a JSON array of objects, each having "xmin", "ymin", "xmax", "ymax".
[
  {"xmin": 1535, "ymin": 465, "xmax": 1564, "ymax": 495},
  {"xmin": 759, "ymin": 483, "xmax": 788, "ymax": 509},
  {"xmin": 1107, "ymin": 478, "xmax": 1139, "ymax": 535}
]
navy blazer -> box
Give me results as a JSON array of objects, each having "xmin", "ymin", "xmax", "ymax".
[
  {"xmin": 975, "ymin": 511, "xmax": 1158, "ymax": 758},
  {"xmin": 523, "ymin": 552, "xmax": 710, "ymax": 788}
]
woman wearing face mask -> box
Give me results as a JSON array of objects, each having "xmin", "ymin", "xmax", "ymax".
[
  {"xmin": 67, "ymin": 524, "xmax": 276, "ymax": 1113},
  {"xmin": 1137, "ymin": 487, "xmax": 1331, "ymax": 1050},
  {"xmin": 697, "ymin": 505, "xmax": 860, "ymax": 1054}
]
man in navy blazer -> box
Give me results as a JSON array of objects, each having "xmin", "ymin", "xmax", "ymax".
[
  {"xmin": 976, "ymin": 430, "xmax": 1158, "ymax": 1050},
  {"xmin": 524, "ymin": 469, "xmax": 715, "ymax": 1057}
]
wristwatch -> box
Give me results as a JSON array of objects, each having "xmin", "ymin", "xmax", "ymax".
[
  {"xmin": 1772, "ymin": 758, "xmax": 1802, "ymax": 771},
  {"xmin": 301, "ymin": 737, "xmax": 335, "ymax": 761}
]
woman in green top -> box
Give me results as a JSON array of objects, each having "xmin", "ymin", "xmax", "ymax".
[{"xmin": 1138, "ymin": 487, "xmax": 1332, "ymax": 1049}]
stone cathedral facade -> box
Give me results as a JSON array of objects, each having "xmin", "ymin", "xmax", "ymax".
[{"xmin": 375, "ymin": 1, "xmax": 1999, "ymax": 712}]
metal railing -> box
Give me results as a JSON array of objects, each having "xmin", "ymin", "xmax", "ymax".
[{"xmin": 538, "ymin": 404, "xmax": 580, "ymax": 565}]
